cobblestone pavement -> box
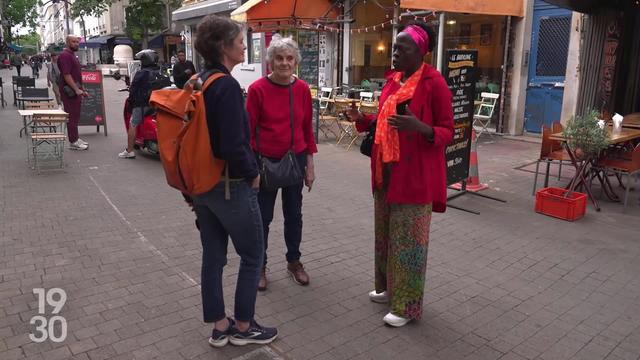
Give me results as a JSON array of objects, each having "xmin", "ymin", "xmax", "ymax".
[{"xmin": 1, "ymin": 68, "xmax": 640, "ymax": 360}]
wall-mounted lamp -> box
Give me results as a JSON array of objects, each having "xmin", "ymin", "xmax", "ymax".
[{"xmin": 446, "ymin": 19, "xmax": 457, "ymax": 25}]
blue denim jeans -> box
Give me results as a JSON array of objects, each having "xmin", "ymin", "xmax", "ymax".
[
  {"xmin": 258, "ymin": 152, "xmax": 307, "ymax": 266},
  {"xmin": 193, "ymin": 181, "xmax": 264, "ymax": 322}
]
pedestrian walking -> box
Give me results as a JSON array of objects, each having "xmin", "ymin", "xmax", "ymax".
[
  {"xmin": 348, "ymin": 21, "xmax": 454, "ymax": 327},
  {"xmin": 172, "ymin": 50, "xmax": 196, "ymax": 89},
  {"xmin": 30, "ymin": 56, "xmax": 40, "ymax": 78},
  {"xmin": 246, "ymin": 34, "xmax": 317, "ymax": 291},
  {"xmin": 47, "ymin": 53, "xmax": 62, "ymax": 106},
  {"xmin": 191, "ymin": 14, "xmax": 277, "ymax": 347},
  {"xmin": 11, "ymin": 53, "xmax": 22, "ymax": 76},
  {"xmin": 58, "ymin": 35, "xmax": 89, "ymax": 150}
]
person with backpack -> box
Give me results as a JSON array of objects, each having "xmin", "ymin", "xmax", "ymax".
[
  {"xmin": 188, "ymin": 14, "xmax": 277, "ymax": 347},
  {"xmin": 118, "ymin": 49, "xmax": 167, "ymax": 159}
]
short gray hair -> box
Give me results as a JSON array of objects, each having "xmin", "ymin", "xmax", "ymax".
[{"xmin": 266, "ymin": 34, "xmax": 301, "ymax": 64}]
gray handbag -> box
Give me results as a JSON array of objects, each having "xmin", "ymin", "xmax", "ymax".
[{"xmin": 256, "ymin": 82, "xmax": 303, "ymax": 191}]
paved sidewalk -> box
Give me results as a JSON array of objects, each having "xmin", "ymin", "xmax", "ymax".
[{"xmin": 1, "ymin": 68, "xmax": 640, "ymax": 360}]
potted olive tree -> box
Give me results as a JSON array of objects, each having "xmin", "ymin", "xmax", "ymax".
[
  {"xmin": 535, "ymin": 110, "xmax": 610, "ymax": 221},
  {"xmin": 563, "ymin": 109, "xmax": 610, "ymax": 161}
]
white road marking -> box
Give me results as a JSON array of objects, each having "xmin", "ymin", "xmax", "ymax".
[{"xmin": 89, "ymin": 174, "xmax": 199, "ymax": 288}]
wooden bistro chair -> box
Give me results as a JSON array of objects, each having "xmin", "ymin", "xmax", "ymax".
[
  {"xmin": 473, "ymin": 92, "xmax": 499, "ymax": 137},
  {"xmin": 597, "ymin": 143, "xmax": 640, "ymax": 212},
  {"xmin": 532, "ymin": 123, "xmax": 572, "ymax": 195},
  {"xmin": 28, "ymin": 113, "xmax": 68, "ymax": 173},
  {"xmin": 318, "ymin": 87, "xmax": 339, "ymax": 140}
]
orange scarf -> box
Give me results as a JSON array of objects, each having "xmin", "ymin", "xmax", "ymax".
[{"xmin": 374, "ymin": 63, "xmax": 426, "ymax": 187}]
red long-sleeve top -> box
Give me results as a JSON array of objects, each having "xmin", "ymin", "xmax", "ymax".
[
  {"xmin": 356, "ymin": 65, "xmax": 454, "ymax": 212},
  {"xmin": 246, "ymin": 77, "xmax": 318, "ymax": 159}
]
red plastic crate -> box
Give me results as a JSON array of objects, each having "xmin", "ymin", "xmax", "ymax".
[{"xmin": 535, "ymin": 187, "xmax": 587, "ymax": 221}]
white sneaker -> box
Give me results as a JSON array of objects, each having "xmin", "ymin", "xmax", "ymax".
[
  {"xmin": 69, "ymin": 140, "xmax": 88, "ymax": 150},
  {"xmin": 118, "ymin": 149, "xmax": 135, "ymax": 159},
  {"xmin": 383, "ymin": 313, "xmax": 411, "ymax": 327},
  {"xmin": 77, "ymin": 138, "xmax": 88, "ymax": 146},
  {"xmin": 368, "ymin": 290, "xmax": 389, "ymax": 303}
]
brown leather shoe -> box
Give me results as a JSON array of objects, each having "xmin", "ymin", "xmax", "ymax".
[
  {"xmin": 258, "ymin": 267, "xmax": 267, "ymax": 291},
  {"xmin": 287, "ymin": 261, "xmax": 309, "ymax": 286}
]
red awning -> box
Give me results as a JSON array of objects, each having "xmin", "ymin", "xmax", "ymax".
[
  {"xmin": 400, "ymin": 0, "xmax": 524, "ymax": 17},
  {"xmin": 231, "ymin": 0, "xmax": 339, "ymax": 31}
]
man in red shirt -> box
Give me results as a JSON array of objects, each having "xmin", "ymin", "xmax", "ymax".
[{"xmin": 58, "ymin": 35, "xmax": 89, "ymax": 150}]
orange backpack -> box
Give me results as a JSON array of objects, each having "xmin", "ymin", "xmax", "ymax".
[{"xmin": 149, "ymin": 71, "xmax": 226, "ymax": 196}]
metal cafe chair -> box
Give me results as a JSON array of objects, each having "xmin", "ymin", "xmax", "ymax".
[
  {"xmin": 13, "ymin": 76, "xmax": 34, "ymax": 106},
  {"xmin": 473, "ymin": 92, "xmax": 499, "ymax": 137},
  {"xmin": 335, "ymin": 97, "xmax": 361, "ymax": 149},
  {"xmin": 318, "ymin": 87, "xmax": 340, "ymax": 140}
]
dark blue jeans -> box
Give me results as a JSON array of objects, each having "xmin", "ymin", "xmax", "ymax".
[
  {"xmin": 193, "ymin": 181, "xmax": 264, "ymax": 323},
  {"xmin": 258, "ymin": 152, "xmax": 307, "ymax": 266}
]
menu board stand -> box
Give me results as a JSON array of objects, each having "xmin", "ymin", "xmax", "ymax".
[
  {"xmin": 79, "ymin": 70, "xmax": 108, "ymax": 136},
  {"xmin": 444, "ymin": 50, "xmax": 504, "ymax": 214}
]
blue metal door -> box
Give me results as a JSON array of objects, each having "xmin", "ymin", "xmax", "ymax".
[{"xmin": 524, "ymin": 2, "xmax": 572, "ymax": 133}]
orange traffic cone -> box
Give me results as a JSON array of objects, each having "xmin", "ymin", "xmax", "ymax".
[{"xmin": 450, "ymin": 129, "xmax": 489, "ymax": 192}]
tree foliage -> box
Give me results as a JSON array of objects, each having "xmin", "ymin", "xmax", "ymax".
[
  {"xmin": 69, "ymin": 0, "xmax": 114, "ymax": 19},
  {"xmin": 1, "ymin": 0, "xmax": 40, "ymax": 43},
  {"xmin": 125, "ymin": 0, "xmax": 181, "ymax": 48},
  {"xmin": 14, "ymin": 31, "xmax": 41, "ymax": 55}
]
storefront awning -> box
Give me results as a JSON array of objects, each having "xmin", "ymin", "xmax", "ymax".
[
  {"xmin": 114, "ymin": 37, "xmax": 133, "ymax": 46},
  {"xmin": 231, "ymin": 0, "xmax": 339, "ymax": 30},
  {"xmin": 543, "ymin": 0, "xmax": 624, "ymax": 13},
  {"xmin": 400, "ymin": 0, "xmax": 524, "ymax": 17},
  {"xmin": 7, "ymin": 43, "xmax": 23, "ymax": 52},
  {"xmin": 172, "ymin": 0, "xmax": 240, "ymax": 21},
  {"xmin": 83, "ymin": 35, "xmax": 114, "ymax": 48}
]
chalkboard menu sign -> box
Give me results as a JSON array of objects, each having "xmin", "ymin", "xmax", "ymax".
[
  {"xmin": 445, "ymin": 50, "xmax": 478, "ymax": 186},
  {"xmin": 297, "ymin": 31, "xmax": 319, "ymax": 85},
  {"xmin": 79, "ymin": 70, "xmax": 108, "ymax": 135},
  {"xmin": 297, "ymin": 31, "xmax": 320, "ymax": 140}
]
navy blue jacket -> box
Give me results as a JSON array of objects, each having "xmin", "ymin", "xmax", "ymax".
[{"xmin": 203, "ymin": 63, "xmax": 258, "ymax": 180}]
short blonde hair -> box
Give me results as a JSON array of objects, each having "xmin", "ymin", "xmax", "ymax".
[{"xmin": 266, "ymin": 34, "xmax": 301, "ymax": 64}]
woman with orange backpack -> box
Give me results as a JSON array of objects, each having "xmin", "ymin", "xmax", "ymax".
[{"xmin": 190, "ymin": 15, "xmax": 278, "ymax": 348}]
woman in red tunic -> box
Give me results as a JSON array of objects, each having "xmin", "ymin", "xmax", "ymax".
[{"xmin": 349, "ymin": 21, "xmax": 454, "ymax": 327}]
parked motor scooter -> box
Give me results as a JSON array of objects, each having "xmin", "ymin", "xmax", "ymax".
[{"xmin": 114, "ymin": 71, "xmax": 159, "ymax": 155}]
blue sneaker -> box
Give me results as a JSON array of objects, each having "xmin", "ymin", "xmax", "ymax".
[
  {"xmin": 208, "ymin": 318, "xmax": 234, "ymax": 347},
  {"xmin": 229, "ymin": 320, "xmax": 278, "ymax": 346}
]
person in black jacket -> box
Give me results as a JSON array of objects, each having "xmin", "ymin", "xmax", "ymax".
[
  {"xmin": 172, "ymin": 50, "xmax": 196, "ymax": 89},
  {"xmin": 118, "ymin": 49, "xmax": 160, "ymax": 159},
  {"xmin": 190, "ymin": 14, "xmax": 278, "ymax": 348}
]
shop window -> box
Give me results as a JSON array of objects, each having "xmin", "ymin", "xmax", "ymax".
[{"xmin": 535, "ymin": 17, "xmax": 571, "ymax": 77}]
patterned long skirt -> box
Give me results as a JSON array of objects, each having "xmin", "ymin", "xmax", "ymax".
[{"xmin": 374, "ymin": 189, "xmax": 433, "ymax": 320}]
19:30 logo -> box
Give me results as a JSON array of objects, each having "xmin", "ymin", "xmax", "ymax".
[{"xmin": 29, "ymin": 288, "xmax": 67, "ymax": 343}]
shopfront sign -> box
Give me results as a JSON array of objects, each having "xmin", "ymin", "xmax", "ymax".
[{"xmin": 445, "ymin": 49, "xmax": 478, "ymax": 186}]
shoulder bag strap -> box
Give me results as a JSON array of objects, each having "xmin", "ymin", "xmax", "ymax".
[{"xmin": 289, "ymin": 82, "xmax": 294, "ymax": 151}]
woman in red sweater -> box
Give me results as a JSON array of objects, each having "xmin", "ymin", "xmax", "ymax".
[
  {"xmin": 349, "ymin": 21, "xmax": 454, "ymax": 327},
  {"xmin": 246, "ymin": 34, "xmax": 318, "ymax": 291}
]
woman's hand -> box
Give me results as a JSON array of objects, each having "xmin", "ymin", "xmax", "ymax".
[
  {"xmin": 305, "ymin": 155, "xmax": 315, "ymax": 192},
  {"xmin": 250, "ymin": 174, "xmax": 261, "ymax": 189},
  {"xmin": 388, "ymin": 108, "xmax": 434, "ymax": 140}
]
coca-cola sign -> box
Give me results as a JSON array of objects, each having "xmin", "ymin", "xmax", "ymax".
[{"xmin": 81, "ymin": 71, "xmax": 101, "ymax": 84}]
